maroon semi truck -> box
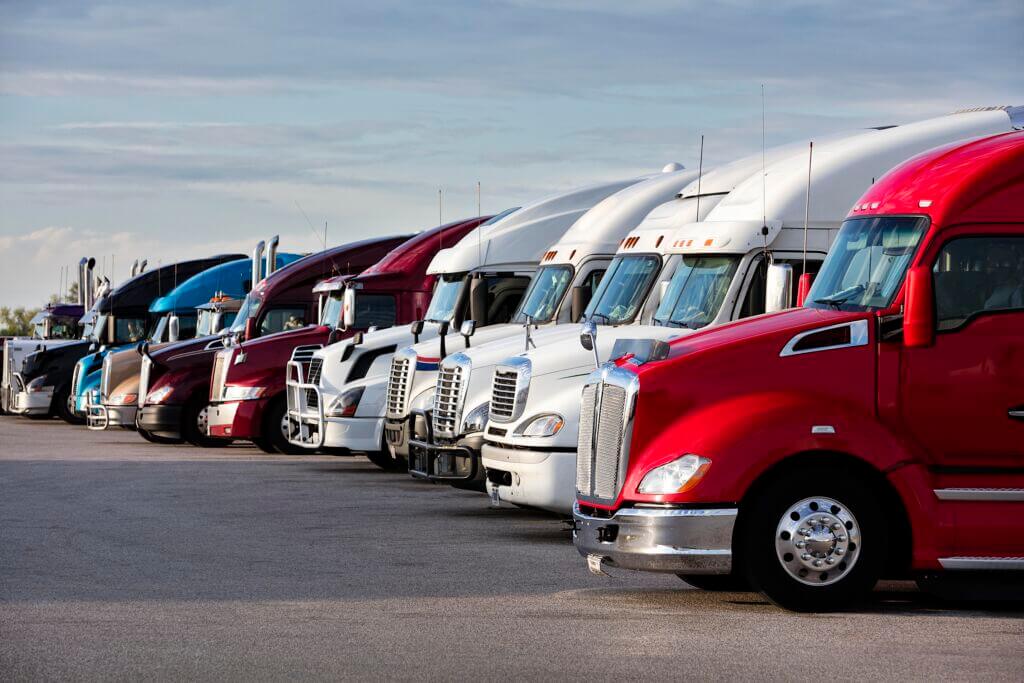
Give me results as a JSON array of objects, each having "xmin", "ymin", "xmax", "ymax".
[
  {"xmin": 204, "ymin": 217, "xmax": 491, "ymax": 453},
  {"xmin": 136, "ymin": 235, "xmax": 410, "ymax": 448}
]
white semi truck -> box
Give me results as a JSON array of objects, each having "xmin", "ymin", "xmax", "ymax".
[
  {"xmin": 477, "ymin": 108, "xmax": 1017, "ymax": 513},
  {"xmin": 285, "ymin": 174, "xmax": 655, "ymax": 468}
]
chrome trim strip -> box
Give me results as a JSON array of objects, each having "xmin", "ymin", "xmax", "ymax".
[
  {"xmin": 934, "ymin": 488, "xmax": 1024, "ymax": 501},
  {"xmin": 939, "ymin": 556, "xmax": 1024, "ymax": 570},
  {"xmin": 779, "ymin": 319, "xmax": 869, "ymax": 358}
]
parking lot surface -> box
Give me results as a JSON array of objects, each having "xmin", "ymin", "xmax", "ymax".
[{"xmin": 1, "ymin": 417, "xmax": 1022, "ymax": 680}]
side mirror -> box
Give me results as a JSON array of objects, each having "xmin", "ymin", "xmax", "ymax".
[
  {"xmin": 343, "ymin": 287, "xmax": 356, "ymax": 329},
  {"xmin": 327, "ymin": 327, "xmax": 341, "ymax": 346},
  {"xmin": 570, "ymin": 286, "xmax": 586, "ymax": 323},
  {"xmin": 796, "ymin": 272, "xmax": 815, "ymax": 307},
  {"xmin": 460, "ymin": 319, "xmax": 476, "ymax": 343},
  {"xmin": 437, "ymin": 320, "xmax": 450, "ymax": 359},
  {"xmin": 168, "ymin": 315, "xmax": 180, "ymax": 342},
  {"xmin": 410, "ymin": 320, "xmax": 424, "ymax": 343},
  {"xmin": 903, "ymin": 266, "xmax": 935, "ymax": 348},
  {"xmin": 765, "ymin": 263, "xmax": 794, "ymax": 313},
  {"xmin": 579, "ymin": 320, "xmax": 600, "ymax": 369}
]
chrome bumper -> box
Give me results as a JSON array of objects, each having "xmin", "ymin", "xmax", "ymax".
[
  {"xmin": 573, "ymin": 503, "xmax": 736, "ymax": 575},
  {"xmin": 285, "ymin": 360, "xmax": 324, "ymax": 448}
]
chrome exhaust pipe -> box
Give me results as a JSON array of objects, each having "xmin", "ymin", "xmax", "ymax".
[
  {"xmin": 77, "ymin": 257, "xmax": 88, "ymax": 306},
  {"xmin": 251, "ymin": 240, "xmax": 266, "ymax": 289},
  {"xmin": 138, "ymin": 259, "xmax": 147, "ymax": 274},
  {"xmin": 130, "ymin": 259, "xmax": 139, "ymax": 277},
  {"xmin": 266, "ymin": 235, "xmax": 280, "ymax": 276},
  {"xmin": 85, "ymin": 257, "xmax": 97, "ymax": 309}
]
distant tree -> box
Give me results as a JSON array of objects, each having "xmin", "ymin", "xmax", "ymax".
[{"xmin": 0, "ymin": 306, "xmax": 38, "ymax": 336}]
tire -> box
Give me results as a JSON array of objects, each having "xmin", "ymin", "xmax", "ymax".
[
  {"xmin": 138, "ymin": 427, "xmax": 183, "ymax": 445},
  {"xmin": 677, "ymin": 573, "xmax": 750, "ymax": 592},
  {"xmin": 260, "ymin": 396, "xmax": 305, "ymax": 455},
  {"xmin": 740, "ymin": 466, "xmax": 884, "ymax": 612},
  {"xmin": 365, "ymin": 448, "xmax": 406, "ymax": 471},
  {"xmin": 181, "ymin": 397, "xmax": 231, "ymax": 448},
  {"xmin": 55, "ymin": 384, "xmax": 83, "ymax": 424}
]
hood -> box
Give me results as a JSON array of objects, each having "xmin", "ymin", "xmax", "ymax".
[{"xmin": 150, "ymin": 334, "xmax": 226, "ymax": 369}]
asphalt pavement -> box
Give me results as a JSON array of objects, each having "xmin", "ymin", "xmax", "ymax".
[{"xmin": 1, "ymin": 417, "xmax": 1022, "ymax": 680}]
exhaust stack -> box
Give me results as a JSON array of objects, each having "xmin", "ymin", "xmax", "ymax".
[
  {"xmin": 138, "ymin": 259, "xmax": 147, "ymax": 274},
  {"xmin": 130, "ymin": 260, "xmax": 139, "ymax": 277},
  {"xmin": 265, "ymin": 235, "xmax": 280, "ymax": 277},
  {"xmin": 85, "ymin": 257, "xmax": 97, "ymax": 309},
  {"xmin": 252, "ymin": 240, "xmax": 266, "ymax": 289},
  {"xmin": 77, "ymin": 257, "xmax": 88, "ymax": 306}
]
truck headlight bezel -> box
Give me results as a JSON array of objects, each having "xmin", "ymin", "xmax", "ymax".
[
  {"xmin": 461, "ymin": 402, "xmax": 490, "ymax": 434},
  {"xmin": 637, "ymin": 454, "xmax": 711, "ymax": 494},
  {"xmin": 514, "ymin": 413, "xmax": 564, "ymax": 438},
  {"xmin": 146, "ymin": 385, "xmax": 174, "ymax": 405},
  {"xmin": 326, "ymin": 386, "xmax": 365, "ymax": 418}
]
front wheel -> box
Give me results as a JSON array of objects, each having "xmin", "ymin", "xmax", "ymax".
[
  {"xmin": 260, "ymin": 396, "xmax": 306, "ymax": 455},
  {"xmin": 54, "ymin": 385, "xmax": 83, "ymax": 424},
  {"xmin": 740, "ymin": 468, "xmax": 884, "ymax": 611},
  {"xmin": 182, "ymin": 397, "xmax": 230, "ymax": 448}
]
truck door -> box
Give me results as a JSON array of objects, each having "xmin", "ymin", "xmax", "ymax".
[{"xmin": 899, "ymin": 231, "xmax": 1024, "ymax": 556}]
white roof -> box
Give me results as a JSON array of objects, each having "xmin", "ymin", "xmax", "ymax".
[
  {"xmin": 426, "ymin": 177, "xmax": 644, "ymax": 275},
  {"xmin": 543, "ymin": 166, "xmax": 700, "ymax": 268}
]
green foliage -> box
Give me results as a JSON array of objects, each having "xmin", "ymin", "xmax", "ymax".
[{"xmin": 0, "ymin": 306, "xmax": 39, "ymax": 336}]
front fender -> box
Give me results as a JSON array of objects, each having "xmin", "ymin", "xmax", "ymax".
[{"xmin": 623, "ymin": 390, "xmax": 915, "ymax": 507}]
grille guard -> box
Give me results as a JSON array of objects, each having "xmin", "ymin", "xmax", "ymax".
[{"xmin": 285, "ymin": 359, "xmax": 325, "ymax": 449}]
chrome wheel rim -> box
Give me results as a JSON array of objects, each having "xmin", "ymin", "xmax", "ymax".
[
  {"xmin": 196, "ymin": 405, "xmax": 209, "ymax": 434},
  {"xmin": 775, "ymin": 496, "xmax": 860, "ymax": 586},
  {"xmin": 280, "ymin": 413, "xmax": 290, "ymax": 439}
]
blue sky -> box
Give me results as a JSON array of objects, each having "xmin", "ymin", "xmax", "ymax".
[{"xmin": 1, "ymin": 0, "xmax": 1022, "ymax": 306}]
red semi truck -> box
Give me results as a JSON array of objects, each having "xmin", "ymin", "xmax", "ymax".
[
  {"xmin": 136, "ymin": 235, "xmax": 410, "ymax": 448},
  {"xmin": 206, "ymin": 217, "xmax": 490, "ymax": 454},
  {"xmin": 573, "ymin": 129, "xmax": 1024, "ymax": 611}
]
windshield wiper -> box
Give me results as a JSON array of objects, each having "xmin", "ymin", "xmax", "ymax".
[
  {"xmin": 814, "ymin": 284, "xmax": 865, "ymax": 309},
  {"xmin": 586, "ymin": 312, "xmax": 612, "ymax": 324}
]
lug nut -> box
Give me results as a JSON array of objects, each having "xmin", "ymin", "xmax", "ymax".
[
  {"xmin": 801, "ymin": 553, "xmax": 812, "ymax": 561},
  {"xmin": 826, "ymin": 558, "xmax": 836, "ymax": 565},
  {"xmin": 813, "ymin": 560, "xmax": 823, "ymax": 567},
  {"xmin": 835, "ymin": 548, "xmax": 845, "ymax": 555},
  {"xmin": 837, "ymin": 535, "xmax": 847, "ymax": 542},
  {"xmin": 795, "ymin": 541, "xmax": 806, "ymax": 549},
  {"xmin": 832, "ymin": 522, "xmax": 842, "ymax": 530}
]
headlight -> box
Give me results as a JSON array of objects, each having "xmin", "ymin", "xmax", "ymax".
[
  {"xmin": 462, "ymin": 402, "xmax": 490, "ymax": 433},
  {"xmin": 146, "ymin": 385, "xmax": 174, "ymax": 404},
  {"xmin": 222, "ymin": 385, "xmax": 266, "ymax": 401},
  {"xmin": 26, "ymin": 376, "xmax": 53, "ymax": 393},
  {"xmin": 637, "ymin": 454, "xmax": 711, "ymax": 494},
  {"xmin": 514, "ymin": 413, "xmax": 564, "ymax": 437},
  {"xmin": 326, "ymin": 386, "xmax": 364, "ymax": 418},
  {"xmin": 110, "ymin": 392, "xmax": 138, "ymax": 405}
]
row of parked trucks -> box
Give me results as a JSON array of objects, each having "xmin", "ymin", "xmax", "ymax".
[{"xmin": 4, "ymin": 106, "xmax": 1022, "ymax": 610}]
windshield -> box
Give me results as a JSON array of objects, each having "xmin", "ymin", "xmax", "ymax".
[
  {"xmin": 321, "ymin": 292, "xmax": 343, "ymax": 326},
  {"xmin": 424, "ymin": 275, "xmax": 466, "ymax": 323},
  {"xmin": 654, "ymin": 255, "xmax": 740, "ymax": 329},
  {"xmin": 807, "ymin": 216, "xmax": 928, "ymax": 311},
  {"xmin": 513, "ymin": 265, "xmax": 573, "ymax": 324},
  {"xmin": 229, "ymin": 292, "xmax": 261, "ymax": 333},
  {"xmin": 584, "ymin": 254, "xmax": 661, "ymax": 325}
]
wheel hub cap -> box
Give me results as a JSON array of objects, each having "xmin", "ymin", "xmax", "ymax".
[
  {"xmin": 197, "ymin": 406, "xmax": 208, "ymax": 433},
  {"xmin": 775, "ymin": 496, "xmax": 860, "ymax": 586}
]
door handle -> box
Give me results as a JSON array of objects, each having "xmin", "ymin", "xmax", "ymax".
[{"xmin": 1010, "ymin": 409, "xmax": 1024, "ymax": 421}]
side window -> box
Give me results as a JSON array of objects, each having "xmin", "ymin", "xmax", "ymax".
[
  {"xmin": 933, "ymin": 236, "xmax": 1024, "ymax": 331},
  {"xmin": 738, "ymin": 257, "xmax": 823, "ymax": 318},
  {"xmin": 484, "ymin": 276, "xmax": 531, "ymax": 324},
  {"xmin": 354, "ymin": 294, "xmax": 396, "ymax": 330},
  {"xmin": 579, "ymin": 268, "xmax": 605, "ymax": 307},
  {"xmin": 259, "ymin": 307, "xmax": 307, "ymax": 336}
]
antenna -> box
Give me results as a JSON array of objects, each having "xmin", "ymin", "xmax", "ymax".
[
  {"xmin": 477, "ymin": 181, "xmax": 482, "ymax": 267},
  {"xmin": 174, "ymin": 260, "xmax": 178, "ymax": 289},
  {"xmin": 760, "ymin": 84, "xmax": 769, "ymax": 256},
  {"xmin": 802, "ymin": 141, "xmax": 814, "ymax": 276},
  {"xmin": 438, "ymin": 187, "xmax": 443, "ymax": 226},
  {"xmin": 324, "ymin": 220, "xmax": 328, "ymax": 249},
  {"xmin": 101, "ymin": 255, "xmax": 106, "ymax": 283},
  {"xmin": 295, "ymin": 200, "xmax": 325, "ymax": 249},
  {"xmin": 695, "ymin": 135, "xmax": 704, "ymax": 220}
]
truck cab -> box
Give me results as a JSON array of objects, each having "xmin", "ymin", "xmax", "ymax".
[
  {"xmin": 573, "ymin": 125, "xmax": 1024, "ymax": 611},
  {"xmin": 135, "ymin": 236, "xmax": 407, "ymax": 448},
  {"xmin": 205, "ymin": 218, "xmax": 488, "ymax": 454},
  {"xmin": 87, "ymin": 250, "xmax": 299, "ymax": 431},
  {"xmin": 368, "ymin": 178, "xmax": 649, "ymax": 471},
  {"xmin": 68, "ymin": 253, "xmax": 248, "ymax": 423},
  {"xmin": 1, "ymin": 303, "xmax": 84, "ymax": 414},
  {"xmin": 404, "ymin": 165, "xmax": 701, "ymax": 488},
  {"xmin": 487, "ymin": 107, "xmax": 1022, "ymax": 515}
]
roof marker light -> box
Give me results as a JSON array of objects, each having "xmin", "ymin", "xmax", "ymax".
[
  {"xmin": 919, "ymin": 200, "xmax": 933, "ymax": 208},
  {"xmin": 870, "ymin": 202, "xmax": 880, "ymax": 209}
]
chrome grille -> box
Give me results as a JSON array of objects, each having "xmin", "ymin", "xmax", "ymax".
[
  {"xmin": 211, "ymin": 352, "xmax": 228, "ymax": 401},
  {"xmin": 101, "ymin": 353, "xmax": 113, "ymax": 401},
  {"xmin": 138, "ymin": 357, "xmax": 151, "ymax": 407},
  {"xmin": 386, "ymin": 353, "xmax": 414, "ymax": 418},
  {"xmin": 71, "ymin": 361, "xmax": 83, "ymax": 397},
  {"xmin": 576, "ymin": 366, "xmax": 637, "ymax": 503},
  {"xmin": 489, "ymin": 369, "xmax": 518, "ymax": 421},
  {"xmin": 432, "ymin": 361, "xmax": 464, "ymax": 438},
  {"xmin": 291, "ymin": 344, "xmax": 321, "ymax": 364},
  {"xmin": 305, "ymin": 357, "xmax": 323, "ymax": 407}
]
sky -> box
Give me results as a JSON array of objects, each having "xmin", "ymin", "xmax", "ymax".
[{"xmin": 1, "ymin": 0, "xmax": 1022, "ymax": 307}]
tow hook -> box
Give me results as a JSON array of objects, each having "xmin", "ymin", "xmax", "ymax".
[{"xmin": 586, "ymin": 554, "xmax": 610, "ymax": 577}]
